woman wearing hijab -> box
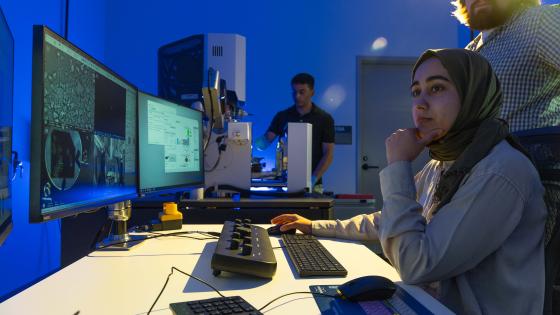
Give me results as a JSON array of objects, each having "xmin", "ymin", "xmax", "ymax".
[{"xmin": 272, "ymin": 49, "xmax": 547, "ymax": 314}]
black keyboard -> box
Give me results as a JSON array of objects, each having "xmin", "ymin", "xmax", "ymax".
[
  {"xmin": 281, "ymin": 234, "xmax": 347, "ymax": 277},
  {"xmin": 170, "ymin": 296, "xmax": 262, "ymax": 315}
]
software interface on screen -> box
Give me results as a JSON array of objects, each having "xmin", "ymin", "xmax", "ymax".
[
  {"xmin": 34, "ymin": 28, "xmax": 137, "ymax": 217},
  {"xmin": 138, "ymin": 92, "xmax": 203, "ymax": 194},
  {"xmin": 0, "ymin": 6, "xmax": 14, "ymax": 241}
]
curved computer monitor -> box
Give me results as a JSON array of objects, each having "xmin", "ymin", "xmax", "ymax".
[
  {"xmin": 29, "ymin": 26, "xmax": 138, "ymax": 222},
  {"xmin": 138, "ymin": 91, "xmax": 204, "ymax": 196},
  {"xmin": 0, "ymin": 6, "xmax": 13, "ymax": 245}
]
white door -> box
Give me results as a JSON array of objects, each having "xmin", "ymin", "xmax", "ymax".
[{"xmin": 357, "ymin": 57, "xmax": 428, "ymax": 209}]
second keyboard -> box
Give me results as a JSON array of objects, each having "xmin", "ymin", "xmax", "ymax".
[{"xmin": 281, "ymin": 234, "xmax": 348, "ymax": 277}]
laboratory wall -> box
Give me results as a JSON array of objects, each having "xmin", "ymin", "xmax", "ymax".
[
  {"xmin": 0, "ymin": 0, "xmax": 106, "ymax": 300},
  {"xmin": 102, "ymin": 0, "xmax": 459, "ymax": 193}
]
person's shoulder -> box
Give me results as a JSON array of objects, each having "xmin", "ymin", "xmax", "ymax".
[
  {"xmin": 313, "ymin": 104, "xmax": 334, "ymax": 120},
  {"xmin": 473, "ymin": 140, "xmax": 540, "ymax": 184},
  {"xmin": 521, "ymin": 4, "xmax": 559, "ymax": 20},
  {"xmin": 275, "ymin": 106, "xmax": 296, "ymax": 117},
  {"xmin": 539, "ymin": 4, "xmax": 560, "ymax": 13},
  {"xmin": 485, "ymin": 140, "xmax": 532, "ymax": 167},
  {"xmin": 539, "ymin": 4, "xmax": 560, "ymax": 23}
]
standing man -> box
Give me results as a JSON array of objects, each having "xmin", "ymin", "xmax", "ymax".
[
  {"xmin": 453, "ymin": 0, "xmax": 560, "ymax": 132},
  {"xmin": 255, "ymin": 73, "xmax": 335, "ymax": 193}
]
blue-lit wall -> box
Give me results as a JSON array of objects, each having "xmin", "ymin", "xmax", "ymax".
[
  {"xmin": 102, "ymin": 0, "xmax": 459, "ymax": 194},
  {"xmin": 0, "ymin": 0, "xmax": 106, "ymax": 300}
]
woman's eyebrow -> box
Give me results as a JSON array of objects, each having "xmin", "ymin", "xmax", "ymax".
[
  {"xmin": 426, "ymin": 75, "xmax": 451, "ymax": 83},
  {"xmin": 410, "ymin": 75, "xmax": 451, "ymax": 88}
]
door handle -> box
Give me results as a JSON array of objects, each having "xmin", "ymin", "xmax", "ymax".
[{"xmin": 361, "ymin": 163, "xmax": 379, "ymax": 170}]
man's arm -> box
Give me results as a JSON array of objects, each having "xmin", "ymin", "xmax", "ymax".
[
  {"xmin": 255, "ymin": 113, "xmax": 281, "ymax": 151},
  {"xmin": 313, "ymin": 113, "xmax": 335, "ymax": 182},
  {"xmin": 254, "ymin": 131, "xmax": 277, "ymax": 151},
  {"xmin": 312, "ymin": 142, "xmax": 334, "ymax": 180}
]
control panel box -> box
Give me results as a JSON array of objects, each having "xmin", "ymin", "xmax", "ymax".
[{"xmin": 211, "ymin": 220, "xmax": 277, "ymax": 278}]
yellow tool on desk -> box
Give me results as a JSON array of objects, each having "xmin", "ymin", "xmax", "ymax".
[{"xmin": 153, "ymin": 202, "xmax": 183, "ymax": 231}]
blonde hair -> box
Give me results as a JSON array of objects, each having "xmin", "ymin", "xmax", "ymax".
[{"xmin": 452, "ymin": 0, "xmax": 542, "ymax": 26}]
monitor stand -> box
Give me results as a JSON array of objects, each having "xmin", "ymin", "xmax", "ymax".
[{"xmin": 96, "ymin": 200, "xmax": 145, "ymax": 250}]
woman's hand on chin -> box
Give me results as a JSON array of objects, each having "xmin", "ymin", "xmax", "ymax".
[{"xmin": 385, "ymin": 128, "xmax": 442, "ymax": 164}]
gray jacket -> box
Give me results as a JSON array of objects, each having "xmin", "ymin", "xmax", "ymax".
[{"xmin": 312, "ymin": 141, "xmax": 546, "ymax": 314}]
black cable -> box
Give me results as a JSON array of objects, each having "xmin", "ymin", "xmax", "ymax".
[
  {"xmin": 128, "ymin": 225, "xmax": 221, "ymax": 238},
  {"xmin": 94, "ymin": 231, "xmax": 204, "ymax": 250},
  {"xmin": 93, "ymin": 234, "xmax": 163, "ymax": 251},
  {"xmin": 203, "ymin": 68, "xmax": 215, "ymax": 152},
  {"xmin": 197, "ymin": 231, "xmax": 221, "ymax": 238},
  {"xmin": 203, "ymin": 109, "xmax": 214, "ymax": 152},
  {"xmin": 206, "ymin": 151, "xmax": 222, "ymax": 172},
  {"xmin": 90, "ymin": 217, "xmax": 113, "ymax": 250},
  {"xmin": 205, "ymin": 135, "xmax": 226, "ymax": 172},
  {"xmin": 148, "ymin": 231, "xmax": 218, "ymax": 240},
  {"xmin": 93, "ymin": 230, "xmax": 220, "ymax": 251},
  {"xmin": 258, "ymin": 291, "xmax": 338, "ymax": 312},
  {"xmin": 272, "ymin": 246, "xmax": 285, "ymax": 249},
  {"xmin": 148, "ymin": 266, "xmax": 225, "ymax": 315}
]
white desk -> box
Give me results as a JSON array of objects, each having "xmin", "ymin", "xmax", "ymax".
[{"xmin": 0, "ymin": 225, "xmax": 453, "ymax": 314}]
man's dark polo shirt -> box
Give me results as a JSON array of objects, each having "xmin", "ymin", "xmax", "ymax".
[{"xmin": 267, "ymin": 103, "xmax": 335, "ymax": 173}]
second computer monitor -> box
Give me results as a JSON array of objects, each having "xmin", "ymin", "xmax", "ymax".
[{"xmin": 138, "ymin": 92, "xmax": 204, "ymax": 195}]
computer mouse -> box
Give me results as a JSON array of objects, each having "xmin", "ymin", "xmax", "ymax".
[
  {"xmin": 337, "ymin": 275, "xmax": 396, "ymax": 302},
  {"xmin": 267, "ymin": 224, "xmax": 296, "ymax": 236}
]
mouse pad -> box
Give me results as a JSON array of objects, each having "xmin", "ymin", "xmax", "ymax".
[{"xmin": 309, "ymin": 285, "xmax": 434, "ymax": 315}]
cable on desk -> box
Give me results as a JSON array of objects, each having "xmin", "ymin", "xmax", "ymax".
[
  {"xmin": 272, "ymin": 246, "xmax": 286, "ymax": 249},
  {"xmin": 199, "ymin": 231, "xmax": 221, "ymax": 237},
  {"xmin": 162, "ymin": 230, "xmax": 220, "ymax": 238},
  {"xmin": 148, "ymin": 231, "xmax": 218, "ymax": 240},
  {"xmin": 93, "ymin": 231, "xmax": 218, "ymax": 251},
  {"xmin": 129, "ymin": 224, "xmax": 221, "ymax": 237},
  {"xmin": 93, "ymin": 234, "xmax": 163, "ymax": 251},
  {"xmin": 258, "ymin": 291, "xmax": 337, "ymax": 312},
  {"xmin": 148, "ymin": 266, "xmax": 225, "ymax": 315}
]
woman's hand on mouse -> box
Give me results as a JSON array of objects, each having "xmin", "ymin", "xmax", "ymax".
[
  {"xmin": 271, "ymin": 214, "xmax": 312, "ymax": 235},
  {"xmin": 385, "ymin": 128, "xmax": 442, "ymax": 165}
]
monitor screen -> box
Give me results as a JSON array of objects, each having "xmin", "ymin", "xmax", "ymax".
[
  {"xmin": 138, "ymin": 91, "xmax": 204, "ymax": 195},
  {"xmin": 29, "ymin": 26, "xmax": 138, "ymax": 222},
  {"xmin": 0, "ymin": 6, "xmax": 13, "ymax": 245}
]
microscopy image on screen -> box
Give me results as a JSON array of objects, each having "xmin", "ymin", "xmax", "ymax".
[
  {"xmin": 36, "ymin": 31, "xmax": 137, "ymax": 215},
  {"xmin": 43, "ymin": 43, "xmax": 95, "ymax": 131},
  {"xmin": 93, "ymin": 134, "xmax": 126, "ymax": 186},
  {"xmin": 44, "ymin": 128, "xmax": 82, "ymax": 190},
  {"xmin": 94, "ymin": 74, "xmax": 126, "ymax": 137}
]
